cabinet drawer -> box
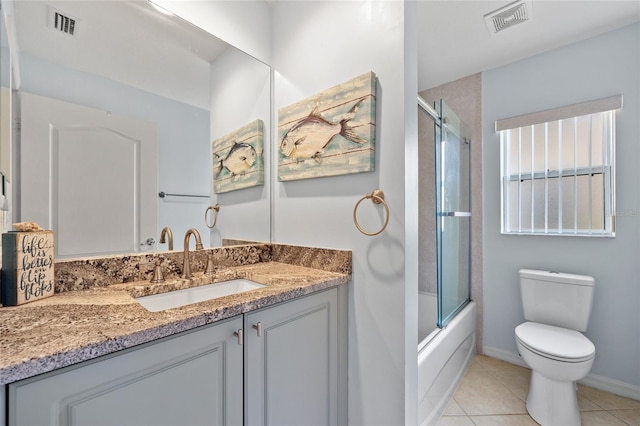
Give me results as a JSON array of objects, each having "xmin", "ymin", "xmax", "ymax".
[{"xmin": 8, "ymin": 316, "xmax": 243, "ymax": 426}]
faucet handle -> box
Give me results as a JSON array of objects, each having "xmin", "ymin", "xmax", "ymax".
[
  {"xmin": 141, "ymin": 237, "xmax": 156, "ymax": 247},
  {"xmin": 205, "ymin": 255, "xmax": 215, "ymax": 275},
  {"xmin": 150, "ymin": 260, "xmax": 165, "ymax": 283}
]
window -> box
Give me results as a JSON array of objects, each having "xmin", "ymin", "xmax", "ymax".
[{"xmin": 497, "ymin": 95, "xmax": 621, "ymax": 236}]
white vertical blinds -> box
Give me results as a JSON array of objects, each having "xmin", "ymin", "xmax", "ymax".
[{"xmin": 498, "ymin": 95, "xmax": 621, "ymax": 236}]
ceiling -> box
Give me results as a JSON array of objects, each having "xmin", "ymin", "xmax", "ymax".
[
  {"xmin": 10, "ymin": 1, "xmax": 640, "ymax": 104},
  {"xmin": 12, "ymin": 0, "xmax": 229, "ymax": 109},
  {"xmin": 417, "ymin": 0, "xmax": 640, "ymax": 91}
]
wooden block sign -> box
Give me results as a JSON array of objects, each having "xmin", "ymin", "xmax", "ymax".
[{"xmin": 2, "ymin": 231, "xmax": 55, "ymax": 306}]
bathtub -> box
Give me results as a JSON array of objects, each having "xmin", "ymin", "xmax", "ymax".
[{"xmin": 418, "ymin": 300, "xmax": 477, "ymax": 425}]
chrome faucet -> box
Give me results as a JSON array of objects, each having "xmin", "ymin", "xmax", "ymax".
[
  {"xmin": 182, "ymin": 228, "xmax": 203, "ymax": 279},
  {"xmin": 160, "ymin": 226, "xmax": 173, "ymax": 250}
]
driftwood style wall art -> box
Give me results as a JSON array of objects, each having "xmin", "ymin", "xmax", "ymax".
[
  {"xmin": 278, "ymin": 72, "xmax": 377, "ymax": 181},
  {"xmin": 212, "ymin": 119, "xmax": 264, "ymax": 194}
]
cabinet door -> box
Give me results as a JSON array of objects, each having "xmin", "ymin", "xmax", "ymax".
[
  {"xmin": 8, "ymin": 316, "xmax": 243, "ymax": 426},
  {"xmin": 245, "ymin": 288, "xmax": 339, "ymax": 426},
  {"xmin": 1, "ymin": 385, "xmax": 5, "ymax": 426}
]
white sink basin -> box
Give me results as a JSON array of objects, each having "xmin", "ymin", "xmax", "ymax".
[{"xmin": 135, "ymin": 279, "xmax": 265, "ymax": 312}]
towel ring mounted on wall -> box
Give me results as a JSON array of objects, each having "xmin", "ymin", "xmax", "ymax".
[
  {"xmin": 205, "ymin": 204, "xmax": 220, "ymax": 229},
  {"xmin": 353, "ymin": 189, "xmax": 390, "ymax": 236}
]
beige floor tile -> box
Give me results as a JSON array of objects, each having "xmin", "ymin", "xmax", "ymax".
[
  {"xmin": 580, "ymin": 410, "xmax": 629, "ymax": 425},
  {"xmin": 454, "ymin": 355, "xmax": 640, "ymax": 426},
  {"xmin": 578, "ymin": 394, "xmax": 604, "ymax": 411},
  {"xmin": 442, "ymin": 397, "xmax": 466, "ymax": 415},
  {"xmin": 609, "ymin": 408, "xmax": 640, "ymax": 425},
  {"xmin": 453, "ymin": 371, "xmax": 527, "ymax": 415},
  {"xmin": 578, "ymin": 385, "xmax": 640, "ymax": 410},
  {"xmin": 473, "ymin": 354, "xmax": 527, "ymax": 372},
  {"xmin": 469, "ymin": 414, "xmax": 539, "ymax": 425},
  {"xmin": 434, "ymin": 415, "xmax": 475, "ymax": 426},
  {"xmin": 466, "ymin": 356, "xmax": 485, "ymax": 372},
  {"xmin": 490, "ymin": 368, "xmax": 531, "ymax": 401}
]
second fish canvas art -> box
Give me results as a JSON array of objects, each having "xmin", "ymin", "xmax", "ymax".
[
  {"xmin": 212, "ymin": 119, "xmax": 264, "ymax": 193},
  {"xmin": 278, "ymin": 72, "xmax": 377, "ymax": 181}
]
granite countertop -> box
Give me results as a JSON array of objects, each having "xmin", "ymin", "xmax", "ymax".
[{"xmin": 0, "ymin": 244, "xmax": 351, "ymax": 385}]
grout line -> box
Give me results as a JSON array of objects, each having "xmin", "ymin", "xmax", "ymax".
[
  {"xmin": 606, "ymin": 408, "xmax": 637, "ymax": 426},
  {"xmin": 579, "ymin": 393, "xmax": 606, "ymax": 411},
  {"xmin": 486, "ymin": 369, "xmax": 528, "ymax": 403},
  {"xmin": 438, "ymin": 355, "xmax": 636, "ymax": 426}
]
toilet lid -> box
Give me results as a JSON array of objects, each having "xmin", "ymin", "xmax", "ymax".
[{"xmin": 515, "ymin": 322, "xmax": 595, "ymax": 361}]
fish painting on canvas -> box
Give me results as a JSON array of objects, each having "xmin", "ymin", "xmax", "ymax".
[
  {"xmin": 280, "ymin": 99, "xmax": 366, "ymax": 163},
  {"xmin": 212, "ymin": 119, "xmax": 264, "ymax": 194},
  {"xmin": 278, "ymin": 71, "xmax": 377, "ymax": 182},
  {"xmin": 214, "ymin": 142, "xmax": 257, "ymax": 177}
]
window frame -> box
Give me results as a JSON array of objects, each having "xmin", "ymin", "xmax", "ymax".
[{"xmin": 497, "ymin": 96, "xmax": 621, "ymax": 237}]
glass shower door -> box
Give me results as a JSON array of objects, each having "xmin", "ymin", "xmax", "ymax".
[{"xmin": 435, "ymin": 100, "xmax": 471, "ymax": 328}]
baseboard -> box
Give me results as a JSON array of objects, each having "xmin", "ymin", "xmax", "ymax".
[
  {"xmin": 580, "ymin": 373, "xmax": 640, "ymax": 401},
  {"xmin": 482, "ymin": 346, "xmax": 528, "ymax": 368},
  {"xmin": 483, "ymin": 346, "xmax": 640, "ymax": 401}
]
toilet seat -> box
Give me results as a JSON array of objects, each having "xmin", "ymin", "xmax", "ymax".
[{"xmin": 516, "ymin": 321, "xmax": 595, "ymax": 363}]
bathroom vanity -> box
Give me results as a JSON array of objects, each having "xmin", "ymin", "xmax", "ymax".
[{"xmin": 0, "ymin": 243, "xmax": 350, "ymax": 425}]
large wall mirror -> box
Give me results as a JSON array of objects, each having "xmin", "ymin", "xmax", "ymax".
[
  {"xmin": 0, "ymin": 2, "xmax": 10, "ymax": 194},
  {"xmin": 4, "ymin": 0, "xmax": 271, "ymax": 258}
]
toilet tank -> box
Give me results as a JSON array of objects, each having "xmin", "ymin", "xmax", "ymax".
[{"xmin": 520, "ymin": 269, "xmax": 595, "ymax": 332}]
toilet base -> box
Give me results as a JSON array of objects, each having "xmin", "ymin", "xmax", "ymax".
[{"xmin": 526, "ymin": 370, "xmax": 581, "ymax": 426}]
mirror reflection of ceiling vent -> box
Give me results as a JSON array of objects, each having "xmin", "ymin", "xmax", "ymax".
[
  {"xmin": 484, "ymin": 0, "xmax": 533, "ymax": 35},
  {"xmin": 48, "ymin": 7, "xmax": 78, "ymax": 37}
]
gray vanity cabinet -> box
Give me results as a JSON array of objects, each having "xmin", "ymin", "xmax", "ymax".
[
  {"xmin": 6, "ymin": 316, "xmax": 244, "ymax": 425},
  {"xmin": 5, "ymin": 286, "xmax": 347, "ymax": 426},
  {"xmin": 245, "ymin": 287, "xmax": 346, "ymax": 426}
]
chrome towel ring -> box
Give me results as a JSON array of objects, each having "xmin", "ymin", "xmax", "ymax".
[
  {"xmin": 205, "ymin": 204, "xmax": 220, "ymax": 229},
  {"xmin": 353, "ymin": 189, "xmax": 389, "ymax": 236}
]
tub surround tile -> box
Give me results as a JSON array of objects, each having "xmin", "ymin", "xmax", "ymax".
[{"xmin": 0, "ymin": 244, "xmax": 351, "ymax": 385}]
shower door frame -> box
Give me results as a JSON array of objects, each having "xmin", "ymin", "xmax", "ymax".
[{"xmin": 418, "ymin": 96, "xmax": 472, "ymax": 331}]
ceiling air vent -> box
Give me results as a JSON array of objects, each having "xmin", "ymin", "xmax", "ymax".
[
  {"xmin": 48, "ymin": 7, "xmax": 78, "ymax": 37},
  {"xmin": 484, "ymin": 0, "xmax": 533, "ymax": 35}
]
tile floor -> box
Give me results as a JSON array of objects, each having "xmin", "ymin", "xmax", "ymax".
[{"xmin": 436, "ymin": 354, "xmax": 640, "ymax": 426}]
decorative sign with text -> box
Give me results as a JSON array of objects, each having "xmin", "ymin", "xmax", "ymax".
[{"xmin": 2, "ymin": 231, "xmax": 55, "ymax": 306}]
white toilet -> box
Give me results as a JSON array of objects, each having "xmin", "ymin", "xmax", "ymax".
[{"xmin": 515, "ymin": 269, "xmax": 596, "ymax": 426}]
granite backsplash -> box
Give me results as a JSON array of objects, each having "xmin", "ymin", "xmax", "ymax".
[{"xmin": 53, "ymin": 243, "xmax": 351, "ymax": 293}]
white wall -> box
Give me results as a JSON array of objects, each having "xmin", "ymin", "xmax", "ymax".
[
  {"xmin": 482, "ymin": 23, "xmax": 640, "ymax": 392},
  {"xmin": 19, "ymin": 53, "xmax": 211, "ymax": 247},
  {"xmin": 152, "ymin": 0, "xmax": 271, "ymax": 65},
  {"xmin": 154, "ymin": 0, "xmax": 272, "ymax": 246},
  {"xmin": 271, "ymin": 2, "xmax": 417, "ymax": 424},
  {"xmin": 168, "ymin": 2, "xmax": 420, "ymax": 421},
  {"xmin": 209, "ymin": 47, "xmax": 271, "ymax": 245}
]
